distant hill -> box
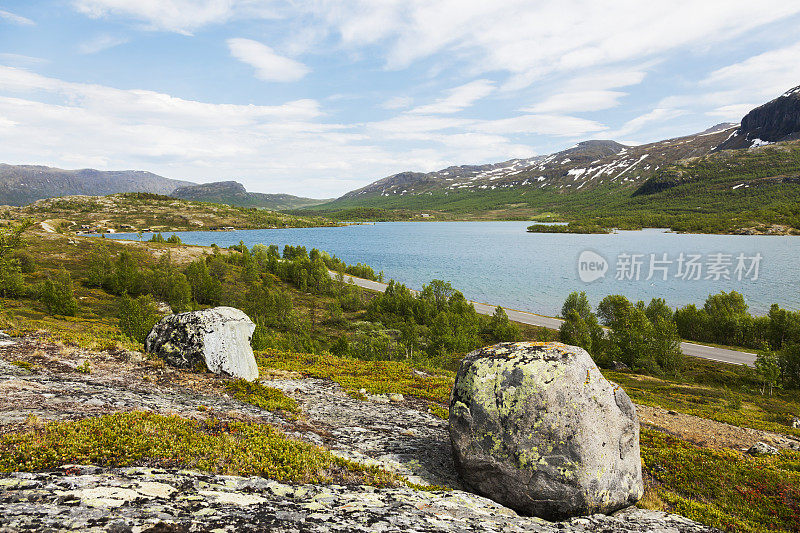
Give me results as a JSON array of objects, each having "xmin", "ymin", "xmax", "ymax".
[
  {"xmin": 313, "ymin": 127, "xmax": 736, "ymax": 212},
  {"xmin": 170, "ymin": 181, "xmax": 329, "ymax": 210},
  {"xmin": 5, "ymin": 193, "xmax": 338, "ymax": 232},
  {"xmin": 0, "ymin": 164, "xmax": 195, "ymax": 206}
]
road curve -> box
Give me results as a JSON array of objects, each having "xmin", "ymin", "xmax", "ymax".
[{"xmin": 335, "ymin": 272, "xmax": 757, "ymax": 367}]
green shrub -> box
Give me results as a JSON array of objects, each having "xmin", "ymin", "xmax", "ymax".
[
  {"xmin": 0, "ymin": 412, "xmax": 398, "ymax": 486},
  {"xmin": 39, "ymin": 269, "xmax": 78, "ymax": 316},
  {"xmin": 185, "ymin": 258, "xmax": 222, "ymax": 305},
  {"xmin": 118, "ymin": 293, "xmax": 161, "ymax": 344},
  {"xmin": 560, "ymin": 309, "xmax": 603, "ymax": 357},
  {"xmin": 224, "ymin": 379, "xmax": 298, "ymax": 413},
  {"xmin": 10, "ymin": 251, "xmax": 35, "ymax": 273},
  {"xmin": 0, "ymin": 258, "xmax": 25, "ymax": 298}
]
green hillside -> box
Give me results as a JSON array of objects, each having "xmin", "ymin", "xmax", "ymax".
[{"xmin": 305, "ymin": 141, "xmax": 800, "ymax": 233}]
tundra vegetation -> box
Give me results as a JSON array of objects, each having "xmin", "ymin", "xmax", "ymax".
[{"xmin": 0, "ymin": 217, "xmax": 799, "ymax": 532}]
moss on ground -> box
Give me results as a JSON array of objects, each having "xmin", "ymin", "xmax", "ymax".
[
  {"xmin": 639, "ymin": 428, "xmax": 800, "ymax": 533},
  {"xmin": 224, "ymin": 379, "xmax": 299, "ymax": 414},
  {"xmin": 605, "ymin": 370, "xmax": 800, "ymax": 438},
  {"xmin": 0, "ymin": 412, "xmax": 399, "ymax": 486},
  {"xmin": 256, "ymin": 349, "xmax": 454, "ymax": 412}
]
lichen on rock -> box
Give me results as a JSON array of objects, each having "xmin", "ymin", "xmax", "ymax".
[
  {"xmin": 449, "ymin": 342, "xmax": 643, "ymax": 520},
  {"xmin": 145, "ymin": 306, "xmax": 259, "ymax": 381}
]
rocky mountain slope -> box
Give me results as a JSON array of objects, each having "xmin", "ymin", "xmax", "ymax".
[
  {"xmin": 171, "ymin": 180, "xmax": 328, "ymax": 210},
  {"xmin": 319, "ymin": 126, "xmax": 737, "ymax": 210},
  {"xmin": 717, "ymin": 86, "xmax": 800, "ymax": 150},
  {"xmin": 0, "ymin": 165, "xmax": 195, "ymax": 206},
  {"xmin": 310, "ymin": 88, "xmax": 800, "ymax": 216}
]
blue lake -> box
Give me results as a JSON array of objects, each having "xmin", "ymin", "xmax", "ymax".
[{"xmin": 112, "ymin": 221, "xmax": 800, "ymax": 317}]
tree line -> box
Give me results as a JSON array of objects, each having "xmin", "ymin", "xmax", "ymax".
[{"xmin": 560, "ymin": 289, "xmax": 800, "ymax": 390}]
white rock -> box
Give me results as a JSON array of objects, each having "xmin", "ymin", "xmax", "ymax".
[{"xmin": 145, "ymin": 307, "xmax": 259, "ymax": 381}]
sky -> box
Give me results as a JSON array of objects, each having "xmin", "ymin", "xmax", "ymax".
[{"xmin": 1, "ymin": 1, "xmax": 800, "ymax": 198}]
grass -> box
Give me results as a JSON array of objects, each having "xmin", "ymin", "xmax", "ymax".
[
  {"xmin": 604, "ymin": 370, "xmax": 800, "ymax": 438},
  {"xmin": 640, "ymin": 428, "xmax": 800, "ymax": 533},
  {"xmin": 256, "ymin": 348, "xmax": 454, "ymax": 411},
  {"xmin": 0, "ymin": 411, "xmax": 399, "ymax": 486},
  {"xmin": 0, "ymin": 294, "xmax": 138, "ymax": 353},
  {"xmin": 224, "ymin": 379, "xmax": 299, "ymax": 414},
  {"xmin": 9, "ymin": 360, "xmax": 37, "ymax": 372}
]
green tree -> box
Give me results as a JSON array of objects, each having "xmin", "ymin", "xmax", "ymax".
[
  {"xmin": 649, "ymin": 315, "xmax": 684, "ymax": 376},
  {"xmin": 597, "ymin": 294, "xmax": 630, "ymax": 326},
  {"xmin": 674, "ymin": 304, "xmax": 710, "ymax": 341},
  {"xmin": 118, "ymin": 293, "xmax": 161, "ymax": 344},
  {"xmin": 488, "ymin": 306, "xmax": 520, "ymax": 342},
  {"xmin": 755, "ymin": 351, "xmax": 781, "ymax": 396},
  {"xmin": 645, "ymin": 298, "xmax": 673, "ymax": 323},
  {"xmin": 0, "ymin": 220, "xmax": 32, "ymax": 298},
  {"xmin": 185, "ymin": 258, "xmax": 222, "ymax": 306},
  {"xmin": 778, "ymin": 343, "xmax": 800, "ymax": 389},
  {"xmin": 559, "ymin": 310, "xmax": 596, "ymax": 353},
  {"xmin": 703, "ymin": 291, "xmax": 749, "ymax": 345},
  {"xmin": 0, "ymin": 257, "xmax": 25, "ymax": 297},
  {"xmin": 606, "ymin": 303, "xmax": 653, "ymax": 370},
  {"xmin": 39, "ymin": 269, "xmax": 78, "ymax": 316},
  {"xmin": 561, "ymin": 291, "xmax": 593, "ymax": 320}
]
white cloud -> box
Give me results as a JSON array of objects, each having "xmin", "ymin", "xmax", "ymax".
[
  {"xmin": 0, "ymin": 9, "xmax": 34, "ymax": 26},
  {"xmin": 0, "ymin": 53, "xmax": 47, "ymax": 66},
  {"xmin": 703, "ymin": 42, "xmax": 800, "ymax": 92},
  {"xmin": 72, "ymin": 0, "xmax": 255, "ymax": 34},
  {"xmin": 409, "ymin": 79, "xmax": 495, "ymax": 114},
  {"xmin": 382, "ymin": 95, "xmax": 413, "ymax": 110},
  {"xmin": 524, "ymin": 90, "xmax": 626, "ymax": 114},
  {"xmin": 0, "ymin": 66, "xmax": 540, "ymax": 197},
  {"xmin": 646, "ymin": 41, "xmax": 800, "ymax": 125},
  {"xmin": 72, "ymin": 2, "xmax": 800, "ymax": 87},
  {"xmin": 609, "ymin": 108, "xmax": 686, "ymax": 138},
  {"xmin": 315, "ymin": 0, "xmax": 800, "ymax": 87},
  {"xmin": 227, "ymin": 38, "xmax": 309, "ymax": 82},
  {"xmin": 78, "ymin": 34, "xmax": 129, "ymax": 54},
  {"xmin": 477, "ymin": 114, "xmax": 607, "ymax": 137}
]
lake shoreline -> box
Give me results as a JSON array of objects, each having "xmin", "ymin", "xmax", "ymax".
[{"xmin": 106, "ymin": 221, "xmax": 800, "ymax": 317}]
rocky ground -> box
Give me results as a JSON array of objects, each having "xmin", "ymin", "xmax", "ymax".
[{"xmin": 0, "ymin": 333, "xmax": 723, "ymax": 532}]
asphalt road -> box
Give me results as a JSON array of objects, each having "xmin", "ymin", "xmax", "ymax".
[{"xmin": 335, "ymin": 272, "xmax": 757, "ymax": 367}]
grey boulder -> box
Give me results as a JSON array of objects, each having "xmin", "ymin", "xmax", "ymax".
[
  {"xmin": 145, "ymin": 306, "xmax": 259, "ymax": 381},
  {"xmin": 449, "ymin": 342, "xmax": 643, "ymax": 520},
  {"xmin": 747, "ymin": 441, "xmax": 779, "ymax": 456}
]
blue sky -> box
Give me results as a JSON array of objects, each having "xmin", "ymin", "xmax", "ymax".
[{"xmin": 1, "ymin": 1, "xmax": 800, "ymax": 198}]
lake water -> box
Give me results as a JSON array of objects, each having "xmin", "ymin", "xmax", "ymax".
[{"xmin": 111, "ymin": 222, "xmax": 800, "ymax": 317}]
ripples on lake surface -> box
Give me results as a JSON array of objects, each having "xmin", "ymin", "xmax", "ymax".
[{"xmin": 112, "ymin": 222, "xmax": 800, "ymax": 316}]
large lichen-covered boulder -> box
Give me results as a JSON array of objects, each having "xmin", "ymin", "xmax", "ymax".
[
  {"xmin": 145, "ymin": 307, "xmax": 258, "ymax": 381},
  {"xmin": 449, "ymin": 342, "xmax": 643, "ymax": 520}
]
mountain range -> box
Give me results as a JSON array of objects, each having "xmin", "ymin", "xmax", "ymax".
[
  {"xmin": 0, "ymin": 165, "xmax": 194, "ymax": 207},
  {"xmin": 0, "ymin": 167, "xmax": 325, "ymax": 210},
  {"xmin": 299, "ymin": 86, "xmax": 800, "ymax": 231},
  {"xmin": 2, "ymin": 86, "xmax": 799, "ymax": 229}
]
